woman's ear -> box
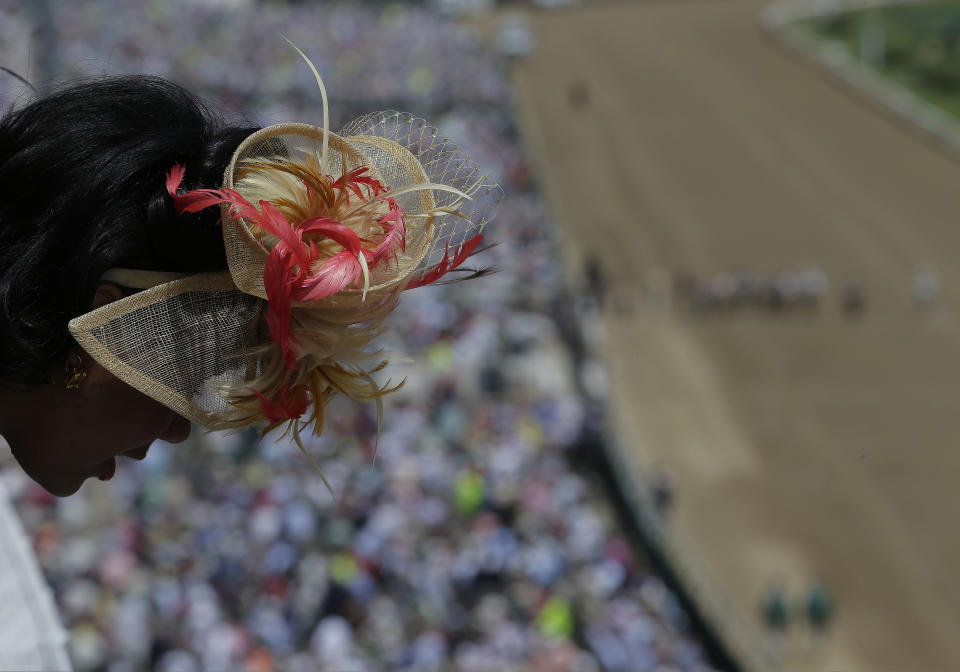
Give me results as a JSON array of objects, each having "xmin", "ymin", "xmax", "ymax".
[{"xmin": 91, "ymin": 282, "xmax": 126, "ymax": 310}]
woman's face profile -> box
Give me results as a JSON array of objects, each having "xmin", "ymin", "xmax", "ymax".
[{"xmin": 2, "ymin": 283, "xmax": 191, "ymax": 496}]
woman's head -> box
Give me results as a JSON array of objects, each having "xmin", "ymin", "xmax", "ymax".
[
  {"xmin": 0, "ymin": 69, "xmax": 498, "ymax": 497},
  {"xmin": 0, "ymin": 75, "xmax": 258, "ymax": 495}
]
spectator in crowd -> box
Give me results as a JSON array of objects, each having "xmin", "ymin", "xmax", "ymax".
[
  {"xmin": 760, "ymin": 583, "xmax": 790, "ymax": 657},
  {"xmin": 805, "ymin": 580, "xmax": 836, "ymax": 649},
  {"xmin": 842, "ymin": 277, "xmax": 866, "ymax": 316}
]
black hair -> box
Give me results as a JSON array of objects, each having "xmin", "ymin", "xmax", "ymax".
[{"xmin": 0, "ymin": 75, "xmax": 259, "ymax": 386}]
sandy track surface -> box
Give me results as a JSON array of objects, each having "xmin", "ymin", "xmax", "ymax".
[{"xmin": 513, "ymin": 1, "xmax": 960, "ymax": 669}]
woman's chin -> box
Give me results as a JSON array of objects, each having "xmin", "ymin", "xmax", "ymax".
[
  {"xmin": 25, "ymin": 461, "xmax": 114, "ymax": 497},
  {"xmin": 32, "ymin": 470, "xmax": 86, "ymax": 497},
  {"xmin": 51, "ymin": 480, "xmax": 85, "ymax": 497}
]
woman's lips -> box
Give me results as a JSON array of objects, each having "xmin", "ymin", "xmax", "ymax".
[
  {"xmin": 97, "ymin": 457, "xmax": 116, "ymax": 481},
  {"xmin": 159, "ymin": 415, "xmax": 192, "ymax": 444},
  {"xmin": 85, "ymin": 417, "xmax": 190, "ymax": 486}
]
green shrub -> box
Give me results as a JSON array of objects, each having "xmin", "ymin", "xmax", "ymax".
[{"xmin": 801, "ymin": 1, "xmax": 960, "ymax": 118}]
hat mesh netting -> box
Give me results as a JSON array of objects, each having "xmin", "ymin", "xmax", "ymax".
[{"xmin": 68, "ymin": 111, "xmax": 500, "ymax": 431}]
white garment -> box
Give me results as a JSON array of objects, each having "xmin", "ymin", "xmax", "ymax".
[{"xmin": 0, "ymin": 471, "xmax": 73, "ymax": 671}]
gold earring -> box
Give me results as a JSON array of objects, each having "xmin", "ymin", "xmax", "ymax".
[{"xmin": 65, "ymin": 353, "xmax": 87, "ymax": 390}]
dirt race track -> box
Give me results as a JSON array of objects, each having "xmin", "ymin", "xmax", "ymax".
[{"xmin": 512, "ymin": 1, "xmax": 960, "ymax": 670}]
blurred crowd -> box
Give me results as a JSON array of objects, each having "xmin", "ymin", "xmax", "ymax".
[
  {"xmin": 677, "ymin": 267, "xmax": 829, "ymax": 313},
  {"xmin": 672, "ymin": 266, "xmax": 939, "ymax": 316},
  {"xmin": 0, "ymin": 0, "xmax": 509, "ymax": 124},
  {"xmin": 1, "ymin": 1, "xmax": 718, "ymax": 670}
]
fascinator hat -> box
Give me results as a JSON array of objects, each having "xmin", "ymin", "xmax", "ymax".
[{"xmin": 68, "ymin": 46, "xmax": 500, "ymax": 448}]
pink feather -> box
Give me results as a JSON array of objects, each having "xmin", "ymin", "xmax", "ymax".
[
  {"xmin": 373, "ymin": 198, "xmax": 407, "ymax": 264},
  {"xmin": 219, "ymin": 189, "xmax": 264, "ymax": 223},
  {"xmin": 166, "ymin": 164, "xmax": 231, "ymax": 214},
  {"xmin": 249, "ymin": 384, "xmax": 310, "ymax": 423},
  {"xmin": 165, "ymin": 164, "xmax": 264, "ymax": 223},
  {"xmin": 165, "ymin": 164, "xmax": 186, "ymax": 197},
  {"xmin": 406, "ymin": 233, "xmax": 484, "ymax": 290},
  {"xmin": 174, "ymin": 189, "xmax": 233, "ymax": 214},
  {"xmin": 256, "ymin": 201, "xmax": 313, "ymax": 275},
  {"xmin": 299, "ymin": 217, "xmax": 364, "ymax": 257},
  {"xmin": 295, "ymin": 250, "xmax": 365, "ymax": 302},
  {"xmin": 330, "ymin": 167, "xmax": 387, "ymax": 203},
  {"xmin": 264, "ymin": 245, "xmax": 299, "ymax": 369}
]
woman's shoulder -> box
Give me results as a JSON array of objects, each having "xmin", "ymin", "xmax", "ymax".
[{"xmin": 0, "ymin": 461, "xmax": 73, "ymax": 671}]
